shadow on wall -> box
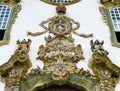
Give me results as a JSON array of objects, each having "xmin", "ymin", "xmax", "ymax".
[{"xmin": 37, "ymin": 85, "xmax": 85, "ymax": 91}]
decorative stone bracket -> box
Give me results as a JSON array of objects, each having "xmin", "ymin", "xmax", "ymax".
[
  {"xmin": 1, "ymin": 1, "xmax": 120, "ymax": 91},
  {"xmin": 89, "ymin": 39, "xmax": 120, "ymax": 91},
  {"xmin": 0, "ymin": 39, "xmax": 32, "ymax": 91}
]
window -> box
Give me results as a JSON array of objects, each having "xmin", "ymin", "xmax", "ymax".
[
  {"xmin": 0, "ymin": 4, "xmax": 12, "ymax": 45},
  {"xmin": 0, "ymin": 2, "xmax": 21, "ymax": 46},
  {"xmin": 109, "ymin": 7, "xmax": 120, "ymax": 45},
  {"xmin": 109, "ymin": 7, "xmax": 120, "ymax": 32},
  {"xmin": 100, "ymin": 7, "xmax": 120, "ymax": 47},
  {"xmin": 50, "ymin": 0, "xmax": 73, "ymax": 3},
  {"xmin": 0, "ymin": 5, "xmax": 11, "ymax": 30},
  {"xmin": 41, "ymin": 0, "xmax": 80, "ymax": 5}
]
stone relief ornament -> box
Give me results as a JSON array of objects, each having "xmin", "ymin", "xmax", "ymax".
[
  {"xmin": 1, "ymin": 1, "xmax": 120, "ymax": 91},
  {"xmin": 0, "ymin": 39, "xmax": 32, "ymax": 91},
  {"xmin": 0, "ymin": 0, "xmax": 21, "ymax": 4},
  {"xmin": 27, "ymin": 4, "xmax": 93, "ymax": 38},
  {"xmin": 27, "ymin": 4, "xmax": 94, "ymax": 64},
  {"xmin": 43, "ymin": 61, "xmax": 77, "ymax": 85},
  {"xmin": 0, "ymin": 1, "xmax": 96, "ymax": 91},
  {"xmin": 89, "ymin": 39, "xmax": 120, "ymax": 91},
  {"xmin": 100, "ymin": 0, "xmax": 120, "ymax": 7},
  {"xmin": 90, "ymin": 40, "xmax": 108, "ymax": 55},
  {"xmin": 26, "ymin": 3, "xmax": 94, "ymax": 88}
]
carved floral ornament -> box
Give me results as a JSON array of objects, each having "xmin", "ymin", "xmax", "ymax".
[{"xmin": 0, "ymin": 1, "xmax": 120, "ymax": 91}]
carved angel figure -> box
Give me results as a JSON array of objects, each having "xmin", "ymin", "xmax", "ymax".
[{"xmin": 90, "ymin": 40, "xmax": 108, "ymax": 55}]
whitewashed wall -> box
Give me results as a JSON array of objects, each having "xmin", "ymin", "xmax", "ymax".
[{"xmin": 0, "ymin": 0, "xmax": 120, "ymax": 90}]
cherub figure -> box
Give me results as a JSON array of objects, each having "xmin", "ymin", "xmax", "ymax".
[{"xmin": 90, "ymin": 40, "xmax": 108, "ymax": 55}]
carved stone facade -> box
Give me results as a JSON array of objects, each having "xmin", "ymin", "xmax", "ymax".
[
  {"xmin": 88, "ymin": 40, "xmax": 120, "ymax": 91},
  {"xmin": 0, "ymin": 0, "xmax": 21, "ymax": 4},
  {"xmin": 0, "ymin": 39, "xmax": 32, "ymax": 91},
  {"xmin": 100, "ymin": 0, "xmax": 120, "ymax": 7},
  {"xmin": 0, "ymin": 1, "xmax": 120, "ymax": 91}
]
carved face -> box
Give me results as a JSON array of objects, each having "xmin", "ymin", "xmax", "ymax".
[
  {"xmin": 52, "ymin": 71, "xmax": 68, "ymax": 85},
  {"xmin": 9, "ymin": 69, "xmax": 19, "ymax": 78},
  {"xmin": 17, "ymin": 44, "xmax": 28, "ymax": 53},
  {"xmin": 15, "ymin": 39, "xmax": 31, "ymax": 62},
  {"xmin": 16, "ymin": 39, "xmax": 31, "ymax": 54}
]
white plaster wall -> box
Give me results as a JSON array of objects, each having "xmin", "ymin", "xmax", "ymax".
[{"xmin": 0, "ymin": 0, "xmax": 120, "ymax": 90}]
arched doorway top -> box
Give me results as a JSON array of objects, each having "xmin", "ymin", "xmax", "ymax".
[
  {"xmin": 36, "ymin": 85, "xmax": 85, "ymax": 91},
  {"xmin": 20, "ymin": 73, "xmax": 97, "ymax": 91}
]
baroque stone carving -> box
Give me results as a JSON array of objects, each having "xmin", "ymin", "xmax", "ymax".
[
  {"xmin": 0, "ymin": 39, "xmax": 32, "ymax": 91},
  {"xmin": 90, "ymin": 40, "xmax": 108, "ymax": 55},
  {"xmin": 26, "ymin": 3, "xmax": 94, "ymax": 88},
  {"xmin": 27, "ymin": 4, "xmax": 93, "ymax": 38},
  {"xmin": 89, "ymin": 39, "xmax": 120, "ymax": 91},
  {"xmin": 27, "ymin": 4, "xmax": 94, "ymax": 64},
  {"xmin": 27, "ymin": 3, "xmax": 93, "ymax": 84},
  {"xmin": 2, "ymin": 1, "xmax": 120, "ymax": 91},
  {"xmin": 100, "ymin": 0, "xmax": 120, "ymax": 7},
  {"xmin": 0, "ymin": 0, "xmax": 21, "ymax": 4},
  {"xmin": 43, "ymin": 61, "xmax": 78, "ymax": 85}
]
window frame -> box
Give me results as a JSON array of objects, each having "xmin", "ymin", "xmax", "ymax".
[
  {"xmin": 0, "ymin": 3, "xmax": 21, "ymax": 46},
  {"xmin": 100, "ymin": 6, "xmax": 120, "ymax": 47},
  {"xmin": 41, "ymin": 0, "xmax": 81, "ymax": 6}
]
